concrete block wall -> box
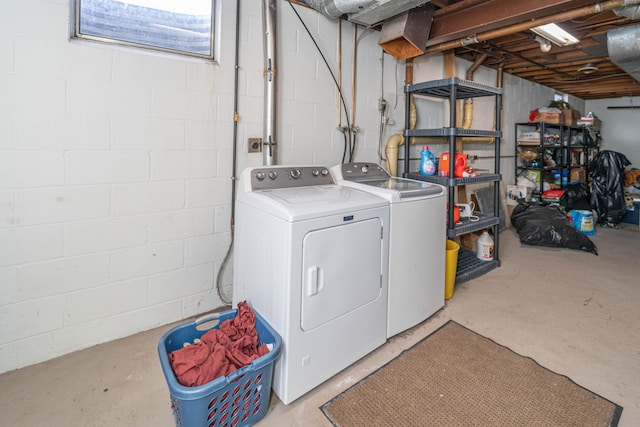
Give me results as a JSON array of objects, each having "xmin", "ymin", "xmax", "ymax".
[{"xmin": 0, "ymin": 0, "xmax": 404, "ymax": 373}]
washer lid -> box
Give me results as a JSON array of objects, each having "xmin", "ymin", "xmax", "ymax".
[
  {"xmin": 331, "ymin": 162, "xmax": 444, "ymax": 199},
  {"xmin": 238, "ymin": 184, "xmax": 388, "ymax": 221},
  {"xmin": 356, "ymin": 177, "xmax": 444, "ymax": 198}
]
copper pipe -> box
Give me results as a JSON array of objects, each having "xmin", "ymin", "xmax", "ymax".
[
  {"xmin": 424, "ymin": 0, "xmax": 640, "ymax": 54},
  {"xmin": 466, "ymin": 53, "xmax": 489, "ymax": 80}
]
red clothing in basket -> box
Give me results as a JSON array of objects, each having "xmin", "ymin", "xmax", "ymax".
[{"xmin": 169, "ymin": 302, "xmax": 270, "ymax": 387}]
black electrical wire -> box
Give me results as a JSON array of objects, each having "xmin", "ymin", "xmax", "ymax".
[
  {"xmin": 350, "ymin": 132, "xmax": 356, "ymax": 162},
  {"xmin": 287, "ymin": 1, "xmax": 353, "ymax": 163},
  {"xmin": 342, "ymin": 132, "xmax": 348, "ymax": 164}
]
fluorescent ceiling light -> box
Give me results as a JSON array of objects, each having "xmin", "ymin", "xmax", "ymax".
[{"xmin": 531, "ymin": 23, "xmax": 579, "ymax": 46}]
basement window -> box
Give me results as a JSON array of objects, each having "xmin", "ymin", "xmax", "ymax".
[
  {"xmin": 554, "ymin": 93, "xmax": 569, "ymax": 104},
  {"xmin": 72, "ymin": 0, "xmax": 216, "ymax": 60}
]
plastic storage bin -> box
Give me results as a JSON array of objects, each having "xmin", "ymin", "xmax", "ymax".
[
  {"xmin": 158, "ymin": 309, "xmax": 282, "ymax": 427},
  {"xmin": 623, "ymin": 200, "xmax": 640, "ymax": 226}
]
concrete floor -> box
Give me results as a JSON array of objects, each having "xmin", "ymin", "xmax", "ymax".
[{"xmin": 1, "ymin": 225, "xmax": 639, "ymax": 426}]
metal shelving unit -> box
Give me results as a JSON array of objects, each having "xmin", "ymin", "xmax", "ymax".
[
  {"xmin": 515, "ymin": 122, "xmax": 598, "ymax": 198},
  {"xmin": 402, "ymin": 77, "xmax": 502, "ymax": 283}
]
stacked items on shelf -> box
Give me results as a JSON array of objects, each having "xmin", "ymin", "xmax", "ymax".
[{"xmin": 515, "ymin": 121, "xmax": 599, "ymax": 202}]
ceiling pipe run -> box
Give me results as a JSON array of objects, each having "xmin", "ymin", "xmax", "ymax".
[
  {"xmin": 423, "ymin": 0, "xmax": 640, "ymax": 55},
  {"xmin": 262, "ymin": 0, "xmax": 277, "ymax": 165}
]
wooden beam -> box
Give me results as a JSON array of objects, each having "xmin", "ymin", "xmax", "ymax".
[{"xmin": 426, "ymin": 0, "xmax": 601, "ymax": 46}]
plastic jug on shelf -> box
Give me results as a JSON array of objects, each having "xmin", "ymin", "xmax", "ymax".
[
  {"xmin": 454, "ymin": 154, "xmax": 468, "ymax": 178},
  {"xmin": 439, "ymin": 152, "xmax": 467, "ymax": 177},
  {"xmin": 420, "ymin": 146, "xmax": 436, "ymax": 176},
  {"xmin": 476, "ymin": 230, "xmax": 494, "ymax": 261}
]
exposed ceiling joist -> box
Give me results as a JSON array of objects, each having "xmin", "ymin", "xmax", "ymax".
[{"xmin": 426, "ymin": 0, "xmax": 601, "ymax": 46}]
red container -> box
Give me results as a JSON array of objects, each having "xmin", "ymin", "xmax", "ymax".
[{"xmin": 439, "ymin": 153, "xmax": 467, "ymax": 177}]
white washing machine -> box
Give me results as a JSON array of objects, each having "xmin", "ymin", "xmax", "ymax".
[
  {"xmin": 232, "ymin": 165, "xmax": 390, "ymax": 405},
  {"xmin": 331, "ymin": 162, "xmax": 446, "ymax": 338}
]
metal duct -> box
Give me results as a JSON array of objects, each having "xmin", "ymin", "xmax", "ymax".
[
  {"xmin": 297, "ymin": 0, "xmax": 376, "ymax": 18},
  {"xmin": 298, "ymin": 0, "xmax": 429, "ymax": 26},
  {"xmin": 613, "ymin": 4, "xmax": 640, "ymax": 18},
  {"xmin": 262, "ymin": 0, "xmax": 277, "ymax": 165},
  {"xmin": 607, "ymin": 24, "xmax": 640, "ymax": 83}
]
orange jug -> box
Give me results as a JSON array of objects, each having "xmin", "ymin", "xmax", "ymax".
[
  {"xmin": 454, "ymin": 154, "xmax": 468, "ymax": 177},
  {"xmin": 440, "ymin": 153, "xmax": 467, "ymax": 177}
]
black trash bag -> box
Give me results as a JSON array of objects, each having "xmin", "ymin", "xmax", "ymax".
[
  {"xmin": 510, "ymin": 202, "xmax": 598, "ymax": 255},
  {"xmin": 589, "ymin": 150, "xmax": 631, "ymax": 225},
  {"xmin": 564, "ymin": 182, "xmax": 591, "ymax": 211}
]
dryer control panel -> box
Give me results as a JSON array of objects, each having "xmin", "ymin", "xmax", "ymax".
[{"xmin": 250, "ymin": 166, "xmax": 333, "ymax": 190}]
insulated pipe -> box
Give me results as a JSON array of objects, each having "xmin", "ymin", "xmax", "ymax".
[
  {"xmin": 262, "ymin": 0, "xmax": 277, "ymax": 165},
  {"xmin": 461, "ymin": 53, "xmax": 488, "ymax": 132},
  {"xmin": 385, "ymin": 134, "xmax": 404, "ymax": 176},
  {"xmin": 424, "ymin": 0, "xmax": 640, "ymax": 54}
]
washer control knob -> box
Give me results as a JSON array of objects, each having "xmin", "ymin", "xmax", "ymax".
[
  {"xmin": 256, "ymin": 171, "xmax": 266, "ymax": 180},
  {"xmin": 290, "ymin": 168, "xmax": 301, "ymax": 179},
  {"xmin": 312, "ymin": 169, "xmax": 320, "ymax": 177},
  {"xmin": 361, "ymin": 165, "xmax": 369, "ymax": 173},
  {"xmin": 321, "ymin": 168, "xmax": 329, "ymax": 176},
  {"xmin": 268, "ymin": 171, "xmax": 278, "ymax": 180}
]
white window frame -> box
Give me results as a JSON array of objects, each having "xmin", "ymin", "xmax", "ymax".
[{"xmin": 71, "ymin": 0, "xmax": 218, "ymax": 61}]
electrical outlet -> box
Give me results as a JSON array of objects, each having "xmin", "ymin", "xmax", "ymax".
[{"xmin": 248, "ymin": 138, "xmax": 262, "ymax": 153}]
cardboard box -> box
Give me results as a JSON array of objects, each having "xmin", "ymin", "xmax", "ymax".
[
  {"xmin": 577, "ymin": 117, "xmax": 602, "ymax": 129},
  {"xmin": 531, "ymin": 111, "xmax": 562, "ymax": 124},
  {"xmin": 570, "ymin": 168, "xmax": 586, "ymax": 183},
  {"xmin": 562, "ymin": 109, "xmax": 581, "ymax": 126}
]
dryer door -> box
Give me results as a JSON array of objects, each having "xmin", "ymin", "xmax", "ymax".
[{"xmin": 300, "ymin": 218, "xmax": 383, "ymax": 331}]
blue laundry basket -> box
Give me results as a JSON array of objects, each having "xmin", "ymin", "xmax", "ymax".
[{"xmin": 158, "ymin": 308, "xmax": 281, "ymax": 426}]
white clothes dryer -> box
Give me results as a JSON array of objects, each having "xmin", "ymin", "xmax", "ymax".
[
  {"xmin": 232, "ymin": 165, "xmax": 390, "ymax": 404},
  {"xmin": 331, "ymin": 163, "xmax": 446, "ymax": 338}
]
